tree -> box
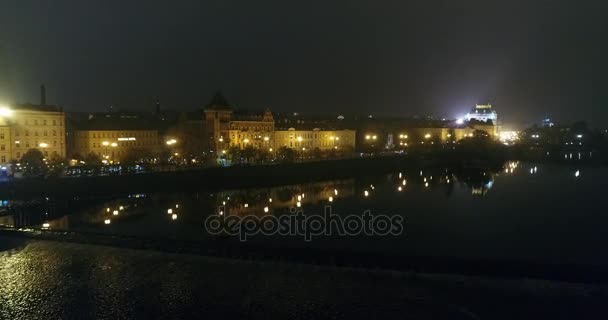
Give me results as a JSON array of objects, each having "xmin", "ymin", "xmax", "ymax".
[
  {"xmin": 276, "ymin": 146, "xmax": 296, "ymax": 163},
  {"xmin": 20, "ymin": 149, "xmax": 46, "ymax": 176},
  {"xmin": 84, "ymin": 152, "xmax": 102, "ymax": 166},
  {"xmin": 241, "ymin": 145, "xmax": 257, "ymax": 163},
  {"xmin": 121, "ymin": 148, "xmax": 153, "ymax": 165},
  {"xmin": 226, "ymin": 146, "xmax": 242, "ymax": 164}
]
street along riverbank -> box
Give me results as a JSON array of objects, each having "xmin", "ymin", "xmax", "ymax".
[{"xmin": 2, "ymin": 156, "xmax": 422, "ymax": 199}]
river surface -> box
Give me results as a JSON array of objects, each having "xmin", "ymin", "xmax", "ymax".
[{"xmin": 2, "ymin": 161, "xmax": 608, "ymax": 267}]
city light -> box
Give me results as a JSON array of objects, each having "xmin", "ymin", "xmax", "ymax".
[
  {"xmin": 113, "ymin": 210, "xmax": 119, "ymax": 215},
  {"xmin": 42, "ymin": 222, "xmax": 50, "ymax": 229},
  {"xmin": 167, "ymin": 208, "xmax": 173, "ymax": 214},
  {"xmin": 166, "ymin": 139, "xmax": 178, "ymax": 145},
  {"xmin": 455, "ymin": 118, "xmax": 465, "ymax": 125},
  {"xmin": 424, "ymin": 133, "xmax": 431, "ymax": 139},
  {"xmin": 575, "ymin": 170, "xmax": 580, "ymax": 177},
  {"xmin": 111, "ymin": 142, "xmax": 118, "ymax": 147},
  {"xmin": 102, "ymin": 141, "xmax": 110, "ymax": 146},
  {"xmin": 104, "ymin": 219, "xmax": 111, "ymax": 225},
  {"xmin": 0, "ymin": 106, "xmax": 13, "ymax": 117},
  {"xmin": 39, "ymin": 143, "xmax": 48, "ymax": 148},
  {"xmin": 172, "ymin": 214, "xmax": 178, "ymax": 220},
  {"xmin": 264, "ymin": 206, "xmax": 269, "ymax": 213}
]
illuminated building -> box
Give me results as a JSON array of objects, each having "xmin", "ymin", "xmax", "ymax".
[
  {"xmin": 0, "ymin": 92, "xmax": 66, "ymax": 165},
  {"xmin": 229, "ymin": 110, "xmax": 275, "ymax": 149},
  {"xmin": 72, "ymin": 115, "xmax": 159, "ymax": 163},
  {"xmin": 203, "ymin": 92, "xmax": 356, "ymax": 153},
  {"xmin": 465, "ymin": 104, "xmax": 498, "ymax": 124},
  {"xmin": 273, "ymin": 128, "xmax": 356, "ymax": 151}
]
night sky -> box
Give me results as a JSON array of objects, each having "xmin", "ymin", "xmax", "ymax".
[{"xmin": 1, "ymin": 0, "xmax": 607, "ymax": 127}]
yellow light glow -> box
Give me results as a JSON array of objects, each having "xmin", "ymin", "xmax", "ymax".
[
  {"xmin": 113, "ymin": 210, "xmax": 119, "ymax": 215},
  {"xmin": 329, "ymin": 196, "xmax": 333, "ymax": 202},
  {"xmin": 39, "ymin": 143, "xmax": 48, "ymax": 148},
  {"xmin": 167, "ymin": 208, "xmax": 173, "ymax": 214},
  {"xmin": 111, "ymin": 142, "xmax": 118, "ymax": 147},
  {"xmin": 102, "ymin": 141, "xmax": 110, "ymax": 146},
  {"xmin": 0, "ymin": 107, "xmax": 12, "ymax": 117},
  {"xmin": 424, "ymin": 134, "xmax": 431, "ymax": 139},
  {"xmin": 42, "ymin": 222, "xmax": 50, "ymax": 229},
  {"xmin": 172, "ymin": 214, "xmax": 178, "ymax": 220},
  {"xmin": 104, "ymin": 219, "xmax": 111, "ymax": 225},
  {"xmin": 264, "ymin": 206, "xmax": 269, "ymax": 213},
  {"xmin": 244, "ymin": 138, "xmax": 250, "ymax": 143}
]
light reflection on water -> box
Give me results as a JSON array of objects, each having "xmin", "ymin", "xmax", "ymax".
[{"xmin": 3, "ymin": 161, "xmax": 608, "ymax": 265}]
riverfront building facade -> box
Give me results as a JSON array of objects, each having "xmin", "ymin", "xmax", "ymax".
[{"xmin": 0, "ymin": 104, "xmax": 66, "ymax": 165}]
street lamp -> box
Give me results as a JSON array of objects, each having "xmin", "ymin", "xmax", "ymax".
[{"xmin": 0, "ymin": 106, "xmax": 13, "ymax": 117}]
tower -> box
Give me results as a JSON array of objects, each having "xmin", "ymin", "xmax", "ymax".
[{"xmin": 204, "ymin": 91, "xmax": 233, "ymax": 153}]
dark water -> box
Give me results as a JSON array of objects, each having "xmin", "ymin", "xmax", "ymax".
[{"xmin": 3, "ymin": 161, "xmax": 608, "ymax": 267}]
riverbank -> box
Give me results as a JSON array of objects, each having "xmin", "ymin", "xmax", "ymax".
[{"xmin": 1, "ymin": 156, "xmax": 418, "ymax": 199}]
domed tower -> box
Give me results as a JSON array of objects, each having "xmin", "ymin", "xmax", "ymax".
[{"xmin": 204, "ymin": 91, "xmax": 233, "ymax": 153}]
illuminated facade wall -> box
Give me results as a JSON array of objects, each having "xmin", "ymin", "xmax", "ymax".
[
  {"xmin": 0, "ymin": 119, "xmax": 10, "ymax": 164},
  {"xmin": 274, "ymin": 129, "xmax": 356, "ymax": 151},
  {"xmin": 228, "ymin": 111, "xmax": 275, "ymax": 150},
  {"xmin": 465, "ymin": 104, "xmax": 498, "ymax": 123},
  {"xmin": 73, "ymin": 130, "xmax": 159, "ymax": 162},
  {"xmin": 0, "ymin": 108, "xmax": 66, "ymax": 164}
]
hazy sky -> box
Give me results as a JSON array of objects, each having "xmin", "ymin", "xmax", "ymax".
[{"xmin": 1, "ymin": 0, "xmax": 606, "ymax": 126}]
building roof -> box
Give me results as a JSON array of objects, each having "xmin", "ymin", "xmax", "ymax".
[
  {"xmin": 13, "ymin": 103, "xmax": 63, "ymax": 112},
  {"xmin": 205, "ymin": 91, "xmax": 232, "ymax": 110},
  {"xmin": 72, "ymin": 113, "xmax": 166, "ymax": 131}
]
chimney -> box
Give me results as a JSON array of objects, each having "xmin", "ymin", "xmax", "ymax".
[{"xmin": 40, "ymin": 85, "xmax": 47, "ymax": 105}]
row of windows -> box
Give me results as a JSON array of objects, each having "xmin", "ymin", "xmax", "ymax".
[
  {"xmin": 88, "ymin": 132, "xmax": 156, "ymax": 139},
  {"xmin": 2, "ymin": 141, "xmax": 62, "ymax": 149},
  {"xmin": 14, "ymin": 119, "xmax": 63, "ymax": 126},
  {"xmin": 14, "ymin": 130, "xmax": 59, "ymax": 137},
  {"xmin": 89, "ymin": 141, "xmax": 152, "ymax": 148}
]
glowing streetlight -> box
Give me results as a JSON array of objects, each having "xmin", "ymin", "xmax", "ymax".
[
  {"xmin": 102, "ymin": 141, "xmax": 110, "ymax": 146},
  {"xmin": 263, "ymin": 136, "xmax": 269, "ymax": 141},
  {"xmin": 0, "ymin": 107, "xmax": 13, "ymax": 117},
  {"xmin": 424, "ymin": 133, "xmax": 431, "ymax": 139},
  {"xmin": 244, "ymin": 138, "xmax": 250, "ymax": 143},
  {"xmin": 111, "ymin": 142, "xmax": 118, "ymax": 147},
  {"xmin": 39, "ymin": 143, "xmax": 48, "ymax": 148}
]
